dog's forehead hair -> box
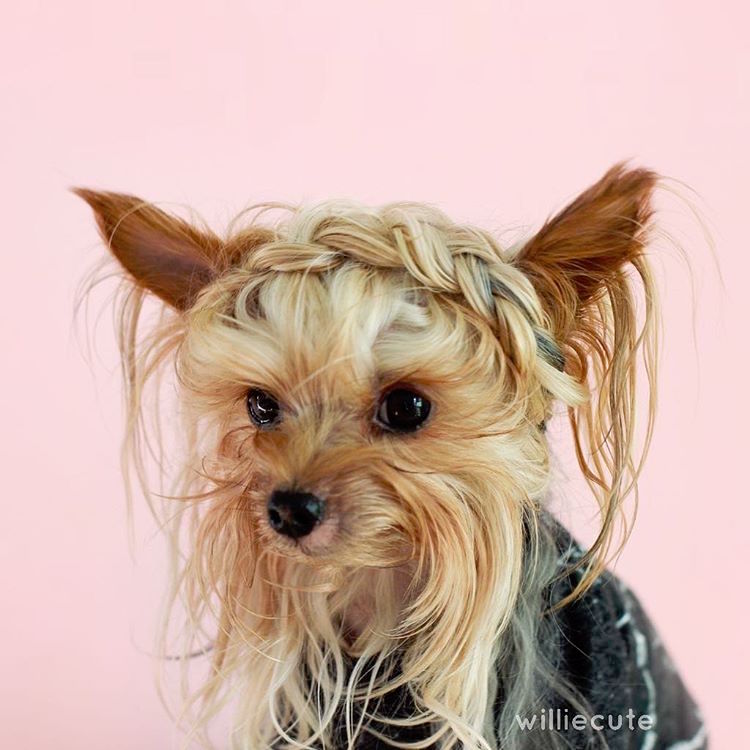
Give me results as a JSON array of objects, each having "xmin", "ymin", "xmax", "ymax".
[{"xmin": 226, "ymin": 263, "xmax": 471, "ymax": 403}]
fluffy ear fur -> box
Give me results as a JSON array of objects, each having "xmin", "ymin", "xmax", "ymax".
[
  {"xmin": 517, "ymin": 163, "xmax": 660, "ymax": 597},
  {"xmin": 516, "ymin": 163, "xmax": 657, "ymax": 343},
  {"xmin": 73, "ymin": 189, "xmax": 223, "ymax": 310}
]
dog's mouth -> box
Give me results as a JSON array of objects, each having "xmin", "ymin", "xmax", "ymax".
[
  {"xmin": 257, "ymin": 506, "xmax": 343, "ymax": 560},
  {"xmin": 250, "ymin": 479, "xmax": 411, "ymax": 567},
  {"xmin": 294, "ymin": 512, "xmax": 341, "ymax": 556}
]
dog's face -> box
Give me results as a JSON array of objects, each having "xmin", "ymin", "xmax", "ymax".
[
  {"xmin": 171, "ymin": 227, "xmax": 559, "ymax": 658},
  {"xmin": 185, "ymin": 260, "xmax": 542, "ymax": 568},
  {"xmin": 76, "ymin": 165, "xmax": 658, "ymax": 746}
]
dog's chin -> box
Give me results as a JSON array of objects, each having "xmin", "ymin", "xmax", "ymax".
[{"xmin": 257, "ymin": 514, "xmax": 344, "ymax": 563}]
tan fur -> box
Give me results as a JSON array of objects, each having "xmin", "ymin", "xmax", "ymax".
[{"xmin": 76, "ymin": 163, "xmax": 659, "ymax": 749}]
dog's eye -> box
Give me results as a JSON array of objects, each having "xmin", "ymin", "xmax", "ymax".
[
  {"xmin": 246, "ymin": 388, "xmax": 281, "ymax": 428},
  {"xmin": 375, "ymin": 387, "xmax": 431, "ymax": 433}
]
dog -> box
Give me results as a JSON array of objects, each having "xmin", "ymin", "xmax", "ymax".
[{"xmin": 76, "ymin": 164, "xmax": 706, "ymax": 749}]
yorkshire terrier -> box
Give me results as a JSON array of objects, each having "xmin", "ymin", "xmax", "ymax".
[{"xmin": 77, "ymin": 164, "xmax": 706, "ymax": 749}]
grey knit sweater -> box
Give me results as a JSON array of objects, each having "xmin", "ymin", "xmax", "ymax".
[
  {"xmin": 328, "ymin": 520, "xmax": 706, "ymax": 750},
  {"xmin": 532, "ymin": 523, "xmax": 707, "ymax": 749}
]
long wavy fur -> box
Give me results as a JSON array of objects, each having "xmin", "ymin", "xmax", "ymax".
[{"xmin": 76, "ymin": 163, "xmax": 659, "ymax": 750}]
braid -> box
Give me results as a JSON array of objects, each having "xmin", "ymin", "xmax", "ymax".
[{"xmin": 230, "ymin": 200, "xmax": 565, "ymax": 372}]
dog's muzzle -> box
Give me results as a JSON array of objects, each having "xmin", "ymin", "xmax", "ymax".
[{"xmin": 267, "ymin": 489, "xmax": 326, "ymax": 539}]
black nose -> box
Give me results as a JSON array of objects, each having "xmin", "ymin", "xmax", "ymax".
[{"xmin": 267, "ymin": 489, "xmax": 325, "ymax": 539}]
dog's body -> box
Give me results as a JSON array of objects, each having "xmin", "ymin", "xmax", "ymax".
[{"xmin": 78, "ymin": 165, "xmax": 705, "ymax": 749}]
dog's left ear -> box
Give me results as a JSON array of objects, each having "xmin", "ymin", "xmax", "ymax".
[
  {"xmin": 515, "ymin": 163, "xmax": 657, "ymax": 346},
  {"xmin": 516, "ymin": 164, "xmax": 660, "ymax": 601},
  {"xmin": 74, "ymin": 189, "xmax": 223, "ymax": 311}
]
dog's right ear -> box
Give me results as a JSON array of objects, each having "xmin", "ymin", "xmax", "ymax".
[{"xmin": 73, "ymin": 189, "xmax": 223, "ymax": 311}]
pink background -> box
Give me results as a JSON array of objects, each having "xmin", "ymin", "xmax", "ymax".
[{"xmin": 1, "ymin": 2, "xmax": 747, "ymax": 748}]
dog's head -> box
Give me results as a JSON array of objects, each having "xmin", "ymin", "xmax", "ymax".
[{"xmin": 76, "ymin": 164, "xmax": 658, "ymax": 748}]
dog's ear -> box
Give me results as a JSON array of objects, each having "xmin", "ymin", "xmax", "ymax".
[
  {"xmin": 516, "ymin": 164, "xmax": 660, "ymax": 602},
  {"xmin": 516, "ymin": 163, "xmax": 657, "ymax": 345},
  {"xmin": 74, "ymin": 189, "xmax": 223, "ymax": 311}
]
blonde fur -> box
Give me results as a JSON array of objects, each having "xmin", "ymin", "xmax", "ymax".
[{"xmin": 76, "ymin": 164, "xmax": 659, "ymax": 750}]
